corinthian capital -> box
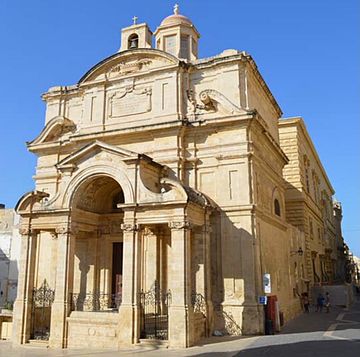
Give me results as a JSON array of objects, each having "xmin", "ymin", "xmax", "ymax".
[
  {"xmin": 168, "ymin": 221, "xmax": 192, "ymax": 230},
  {"xmin": 55, "ymin": 226, "xmax": 71, "ymax": 235},
  {"xmin": 121, "ymin": 223, "xmax": 139, "ymax": 232},
  {"xmin": 19, "ymin": 227, "xmax": 38, "ymax": 236}
]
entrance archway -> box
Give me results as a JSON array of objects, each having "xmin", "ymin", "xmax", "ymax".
[{"xmin": 70, "ymin": 175, "xmax": 125, "ymax": 312}]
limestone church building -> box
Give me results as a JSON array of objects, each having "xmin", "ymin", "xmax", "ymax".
[{"xmin": 13, "ymin": 5, "xmax": 345, "ymax": 349}]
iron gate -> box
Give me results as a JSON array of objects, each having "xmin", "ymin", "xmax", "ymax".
[
  {"xmin": 139, "ymin": 283, "xmax": 171, "ymax": 340},
  {"xmin": 31, "ymin": 279, "xmax": 55, "ymax": 340}
]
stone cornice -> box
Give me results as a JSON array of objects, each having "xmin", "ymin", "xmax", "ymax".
[
  {"xmin": 192, "ymin": 51, "xmax": 282, "ymax": 117},
  {"xmin": 250, "ymin": 114, "xmax": 289, "ymax": 165}
]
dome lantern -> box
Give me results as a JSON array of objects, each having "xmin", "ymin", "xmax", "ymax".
[{"xmin": 154, "ymin": 4, "xmax": 200, "ymax": 61}]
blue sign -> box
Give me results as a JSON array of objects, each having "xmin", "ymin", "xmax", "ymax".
[{"xmin": 259, "ymin": 296, "xmax": 268, "ymax": 305}]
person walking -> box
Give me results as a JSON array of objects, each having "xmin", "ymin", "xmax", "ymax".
[
  {"xmin": 325, "ymin": 292, "xmax": 331, "ymax": 313},
  {"xmin": 316, "ymin": 293, "xmax": 325, "ymax": 312},
  {"xmin": 302, "ymin": 293, "xmax": 310, "ymax": 313}
]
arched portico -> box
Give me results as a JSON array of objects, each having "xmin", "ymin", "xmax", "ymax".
[{"xmin": 14, "ymin": 142, "xmax": 215, "ymax": 349}]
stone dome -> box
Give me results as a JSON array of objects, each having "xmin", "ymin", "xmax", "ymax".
[
  {"xmin": 159, "ymin": 4, "xmax": 193, "ymax": 27},
  {"xmin": 160, "ymin": 13, "xmax": 193, "ymax": 27}
]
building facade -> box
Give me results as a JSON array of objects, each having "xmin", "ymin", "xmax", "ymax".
[
  {"xmin": 0, "ymin": 206, "xmax": 21, "ymax": 309},
  {"xmin": 12, "ymin": 6, "xmax": 346, "ymax": 349},
  {"xmin": 279, "ymin": 118, "xmax": 347, "ymax": 287}
]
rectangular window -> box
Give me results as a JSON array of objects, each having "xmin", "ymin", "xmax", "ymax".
[
  {"xmin": 305, "ymin": 166, "xmax": 310, "ymax": 193},
  {"xmin": 164, "ymin": 35, "xmax": 176, "ymax": 56},
  {"xmin": 180, "ymin": 35, "xmax": 189, "ymax": 59},
  {"xmin": 192, "ymin": 38, "xmax": 197, "ymax": 57},
  {"xmin": 309, "ymin": 218, "xmax": 314, "ymax": 239},
  {"xmin": 228, "ymin": 170, "xmax": 239, "ymax": 200}
]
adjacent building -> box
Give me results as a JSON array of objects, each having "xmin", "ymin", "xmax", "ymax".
[
  {"xmin": 0, "ymin": 206, "xmax": 21, "ymax": 309},
  {"xmin": 279, "ymin": 117, "xmax": 346, "ymax": 287}
]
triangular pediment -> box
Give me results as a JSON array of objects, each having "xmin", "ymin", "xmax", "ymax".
[
  {"xmin": 79, "ymin": 49, "xmax": 180, "ymax": 84},
  {"xmin": 56, "ymin": 141, "xmax": 139, "ymax": 170}
]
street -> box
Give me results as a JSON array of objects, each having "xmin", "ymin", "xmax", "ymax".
[{"xmin": 0, "ymin": 298, "xmax": 359, "ymax": 357}]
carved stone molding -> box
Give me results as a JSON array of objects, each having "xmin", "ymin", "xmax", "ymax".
[
  {"xmin": 19, "ymin": 227, "xmax": 38, "ymax": 236},
  {"xmin": 98, "ymin": 225, "xmax": 110, "ymax": 235},
  {"xmin": 108, "ymin": 59, "xmax": 152, "ymax": 77},
  {"xmin": 55, "ymin": 226, "xmax": 74, "ymax": 235},
  {"xmin": 168, "ymin": 221, "xmax": 192, "ymax": 231},
  {"xmin": 121, "ymin": 223, "xmax": 139, "ymax": 232},
  {"xmin": 108, "ymin": 85, "xmax": 152, "ymax": 118},
  {"xmin": 187, "ymin": 89, "xmax": 244, "ymax": 118},
  {"xmin": 143, "ymin": 226, "xmax": 157, "ymax": 236}
]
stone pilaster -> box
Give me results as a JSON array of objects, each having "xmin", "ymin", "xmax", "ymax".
[
  {"xmin": 117, "ymin": 223, "xmax": 141, "ymax": 347},
  {"xmin": 168, "ymin": 220, "xmax": 194, "ymax": 348},
  {"xmin": 202, "ymin": 222, "xmax": 214, "ymax": 336},
  {"xmin": 12, "ymin": 228, "xmax": 38, "ymax": 345},
  {"xmin": 49, "ymin": 226, "xmax": 75, "ymax": 348}
]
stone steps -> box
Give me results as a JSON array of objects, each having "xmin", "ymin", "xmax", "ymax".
[
  {"xmin": 138, "ymin": 339, "xmax": 168, "ymax": 348},
  {"xmin": 26, "ymin": 339, "xmax": 49, "ymax": 348}
]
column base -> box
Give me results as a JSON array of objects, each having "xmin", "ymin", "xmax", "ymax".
[
  {"xmin": 214, "ymin": 303, "xmax": 264, "ymax": 336},
  {"xmin": 11, "ymin": 299, "xmax": 30, "ymax": 345},
  {"xmin": 117, "ymin": 304, "xmax": 139, "ymax": 348},
  {"xmin": 168, "ymin": 305, "xmax": 194, "ymax": 348},
  {"xmin": 49, "ymin": 301, "xmax": 68, "ymax": 348}
]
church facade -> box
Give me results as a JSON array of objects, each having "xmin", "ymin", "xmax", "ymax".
[{"xmin": 12, "ymin": 6, "xmax": 345, "ymax": 349}]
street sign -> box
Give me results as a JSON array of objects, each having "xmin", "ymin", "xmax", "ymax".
[
  {"xmin": 263, "ymin": 273, "xmax": 271, "ymax": 294},
  {"xmin": 259, "ymin": 296, "xmax": 268, "ymax": 305}
]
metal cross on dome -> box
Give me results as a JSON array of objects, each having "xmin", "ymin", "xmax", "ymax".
[{"xmin": 132, "ymin": 16, "xmax": 138, "ymax": 25}]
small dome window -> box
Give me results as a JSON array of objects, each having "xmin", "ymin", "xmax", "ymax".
[
  {"xmin": 128, "ymin": 34, "xmax": 139, "ymax": 49},
  {"xmin": 274, "ymin": 199, "xmax": 281, "ymax": 216}
]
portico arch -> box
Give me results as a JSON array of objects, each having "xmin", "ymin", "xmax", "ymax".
[
  {"xmin": 62, "ymin": 163, "xmax": 135, "ymax": 209},
  {"xmin": 68, "ymin": 174, "xmax": 126, "ymax": 313}
]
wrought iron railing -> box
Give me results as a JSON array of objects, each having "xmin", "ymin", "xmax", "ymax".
[
  {"xmin": 31, "ymin": 279, "xmax": 55, "ymax": 340},
  {"xmin": 70, "ymin": 292, "xmax": 121, "ymax": 312},
  {"xmin": 139, "ymin": 283, "xmax": 171, "ymax": 340}
]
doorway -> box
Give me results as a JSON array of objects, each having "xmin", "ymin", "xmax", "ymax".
[{"xmin": 112, "ymin": 242, "xmax": 123, "ymax": 308}]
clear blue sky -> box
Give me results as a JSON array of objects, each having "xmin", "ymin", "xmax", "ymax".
[{"xmin": 0, "ymin": 0, "xmax": 359, "ymax": 255}]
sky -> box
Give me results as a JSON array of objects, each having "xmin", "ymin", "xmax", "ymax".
[{"xmin": 0, "ymin": 0, "xmax": 359, "ymax": 255}]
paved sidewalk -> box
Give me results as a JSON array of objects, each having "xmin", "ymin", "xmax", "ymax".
[{"xmin": 1, "ymin": 299, "xmax": 359, "ymax": 356}]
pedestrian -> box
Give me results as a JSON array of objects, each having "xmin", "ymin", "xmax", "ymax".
[
  {"xmin": 302, "ymin": 293, "xmax": 310, "ymax": 313},
  {"xmin": 316, "ymin": 293, "xmax": 325, "ymax": 312},
  {"xmin": 325, "ymin": 292, "xmax": 330, "ymax": 313}
]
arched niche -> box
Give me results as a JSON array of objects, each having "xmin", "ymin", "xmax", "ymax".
[{"xmin": 71, "ymin": 175, "xmax": 125, "ymax": 214}]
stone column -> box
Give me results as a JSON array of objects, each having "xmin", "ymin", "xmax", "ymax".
[
  {"xmin": 202, "ymin": 222, "xmax": 214, "ymax": 336},
  {"xmin": 117, "ymin": 223, "xmax": 141, "ymax": 347},
  {"xmin": 168, "ymin": 220, "xmax": 194, "ymax": 348},
  {"xmin": 12, "ymin": 228, "xmax": 38, "ymax": 345},
  {"xmin": 49, "ymin": 226, "xmax": 75, "ymax": 348},
  {"xmin": 143, "ymin": 226, "xmax": 159, "ymax": 291}
]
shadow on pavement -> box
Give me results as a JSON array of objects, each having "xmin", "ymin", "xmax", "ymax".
[
  {"xmin": 189, "ymin": 339, "xmax": 360, "ymax": 357},
  {"xmin": 231, "ymin": 339, "xmax": 360, "ymax": 357}
]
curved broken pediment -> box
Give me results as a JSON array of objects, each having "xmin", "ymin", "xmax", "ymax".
[
  {"xmin": 28, "ymin": 116, "xmax": 76, "ymax": 146},
  {"xmin": 79, "ymin": 49, "xmax": 181, "ymax": 84},
  {"xmin": 15, "ymin": 190, "xmax": 50, "ymax": 214}
]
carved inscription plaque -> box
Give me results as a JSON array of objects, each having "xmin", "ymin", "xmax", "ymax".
[{"xmin": 109, "ymin": 88, "xmax": 152, "ymax": 118}]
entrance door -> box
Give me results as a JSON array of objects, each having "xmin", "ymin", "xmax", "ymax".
[
  {"xmin": 31, "ymin": 279, "xmax": 55, "ymax": 340},
  {"xmin": 112, "ymin": 242, "xmax": 123, "ymax": 308}
]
